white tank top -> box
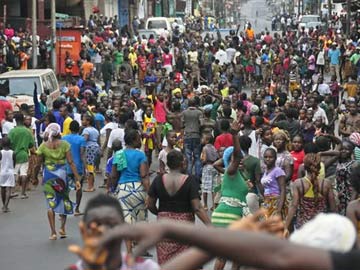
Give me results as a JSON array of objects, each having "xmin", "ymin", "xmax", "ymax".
[{"xmin": 0, "ymin": 149, "xmax": 15, "ymax": 174}]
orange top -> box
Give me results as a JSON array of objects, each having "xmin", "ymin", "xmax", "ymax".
[
  {"xmin": 81, "ymin": 62, "xmax": 94, "ymax": 80},
  {"xmin": 19, "ymin": 52, "xmax": 29, "ymax": 70},
  {"xmin": 246, "ymin": 28, "xmax": 255, "ymax": 41}
]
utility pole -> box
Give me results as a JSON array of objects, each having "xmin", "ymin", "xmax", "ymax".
[
  {"xmin": 32, "ymin": 0, "xmax": 37, "ymax": 69},
  {"xmin": 346, "ymin": 0, "xmax": 350, "ymax": 37},
  {"xmin": 51, "ymin": 0, "xmax": 56, "ymax": 70}
]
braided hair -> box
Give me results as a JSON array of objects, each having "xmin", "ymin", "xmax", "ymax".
[{"xmin": 303, "ymin": 153, "xmax": 321, "ymax": 201}]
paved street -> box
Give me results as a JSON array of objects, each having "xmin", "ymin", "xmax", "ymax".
[{"xmin": 0, "ymin": 1, "xmax": 272, "ymax": 269}]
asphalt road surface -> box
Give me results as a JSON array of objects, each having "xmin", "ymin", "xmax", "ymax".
[{"xmin": 0, "ymin": 0, "xmax": 274, "ymax": 268}]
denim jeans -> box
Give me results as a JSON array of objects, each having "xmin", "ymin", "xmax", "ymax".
[{"xmin": 184, "ymin": 137, "xmax": 202, "ymax": 178}]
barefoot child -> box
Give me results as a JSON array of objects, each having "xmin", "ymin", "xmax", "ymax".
[
  {"xmin": 201, "ymin": 133, "xmax": 219, "ymax": 211},
  {"xmin": 0, "ymin": 137, "xmax": 16, "ymax": 212},
  {"xmin": 158, "ymin": 131, "xmax": 178, "ymax": 175}
]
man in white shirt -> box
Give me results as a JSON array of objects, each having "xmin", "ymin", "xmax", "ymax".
[
  {"xmin": 316, "ymin": 77, "xmax": 331, "ymax": 96},
  {"xmin": 215, "ymin": 45, "xmax": 228, "ymax": 66},
  {"xmin": 308, "ymin": 96, "xmax": 329, "ymax": 126},
  {"xmin": 1, "ymin": 109, "xmax": 15, "ymax": 137}
]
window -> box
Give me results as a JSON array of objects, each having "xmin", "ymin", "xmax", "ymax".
[
  {"xmin": 148, "ymin": 20, "xmax": 167, "ymax": 29},
  {"xmin": 0, "ymin": 77, "xmax": 41, "ymax": 96}
]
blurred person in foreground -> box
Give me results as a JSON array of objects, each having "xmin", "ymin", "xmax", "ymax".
[
  {"xmin": 67, "ymin": 193, "xmax": 159, "ymax": 270},
  {"xmin": 92, "ymin": 210, "xmax": 359, "ymax": 270}
]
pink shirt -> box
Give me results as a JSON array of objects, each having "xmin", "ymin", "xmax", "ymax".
[
  {"xmin": 162, "ymin": 53, "xmax": 173, "ymax": 66},
  {"xmin": 154, "ymin": 99, "xmax": 166, "ymax": 123},
  {"xmin": 4, "ymin": 28, "xmax": 14, "ymax": 39}
]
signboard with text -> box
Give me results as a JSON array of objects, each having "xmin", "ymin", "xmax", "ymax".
[{"xmin": 55, "ymin": 29, "xmax": 82, "ymax": 76}]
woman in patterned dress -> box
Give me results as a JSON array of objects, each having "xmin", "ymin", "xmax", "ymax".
[
  {"xmin": 33, "ymin": 123, "xmax": 81, "ymax": 240},
  {"xmin": 336, "ymin": 140, "xmax": 358, "ymax": 215},
  {"xmin": 285, "ymin": 153, "xmax": 336, "ymax": 232}
]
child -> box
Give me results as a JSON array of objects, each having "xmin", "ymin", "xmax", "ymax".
[
  {"xmin": 142, "ymin": 105, "xmax": 157, "ymax": 167},
  {"xmin": 201, "ymin": 133, "xmax": 219, "ymax": 211},
  {"xmin": 0, "ymin": 137, "xmax": 16, "ymax": 212},
  {"xmin": 158, "ymin": 131, "xmax": 178, "ymax": 175},
  {"xmin": 106, "ymin": 139, "xmax": 122, "ymax": 193}
]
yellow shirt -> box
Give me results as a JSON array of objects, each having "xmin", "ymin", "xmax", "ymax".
[
  {"xmin": 129, "ymin": 52, "xmax": 138, "ymax": 68},
  {"xmin": 62, "ymin": 117, "xmax": 73, "ymax": 136},
  {"xmin": 142, "ymin": 115, "xmax": 156, "ymax": 150},
  {"xmin": 220, "ymin": 87, "xmax": 229, "ymax": 97}
]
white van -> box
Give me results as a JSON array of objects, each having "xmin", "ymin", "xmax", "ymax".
[
  {"xmin": 145, "ymin": 17, "xmax": 172, "ymax": 37},
  {"xmin": 0, "ymin": 69, "xmax": 60, "ymax": 109}
]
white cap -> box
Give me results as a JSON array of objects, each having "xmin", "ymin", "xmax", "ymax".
[{"xmin": 290, "ymin": 213, "xmax": 356, "ymax": 252}]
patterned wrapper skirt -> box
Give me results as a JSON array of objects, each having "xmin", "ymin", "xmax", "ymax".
[
  {"xmin": 42, "ymin": 164, "xmax": 75, "ymax": 215},
  {"xmin": 262, "ymin": 195, "xmax": 288, "ymax": 220},
  {"xmin": 157, "ymin": 212, "xmax": 195, "ymax": 265},
  {"xmin": 116, "ymin": 182, "xmax": 147, "ymax": 224}
]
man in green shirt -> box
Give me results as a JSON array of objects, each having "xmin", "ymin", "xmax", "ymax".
[
  {"xmin": 8, "ymin": 113, "xmax": 35, "ymax": 199},
  {"xmin": 113, "ymin": 46, "xmax": 124, "ymax": 81}
]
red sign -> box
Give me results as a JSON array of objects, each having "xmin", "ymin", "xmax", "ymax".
[{"xmin": 56, "ymin": 29, "xmax": 82, "ymax": 76}]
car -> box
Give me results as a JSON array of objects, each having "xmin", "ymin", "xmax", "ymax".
[
  {"xmin": 137, "ymin": 29, "xmax": 159, "ymax": 40},
  {"xmin": 304, "ymin": 21, "xmax": 324, "ymax": 33},
  {"xmin": 0, "ymin": 69, "xmax": 60, "ymax": 109},
  {"xmin": 145, "ymin": 17, "xmax": 172, "ymax": 37},
  {"xmin": 298, "ymin": 15, "xmax": 324, "ymax": 31}
]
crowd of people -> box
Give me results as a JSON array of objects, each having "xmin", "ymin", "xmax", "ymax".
[{"xmin": 0, "ymin": 3, "xmax": 360, "ymax": 269}]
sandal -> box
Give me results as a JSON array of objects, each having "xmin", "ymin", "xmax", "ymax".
[
  {"xmin": 21, "ymin": 194, "xmax": 29, "ymax": 199},
  {"xmin": 83, "ymin": 188, "xmax": 95, "ymax": 192},
  {"xmin": 59, "ymin": 229, "xmax": 67, "ymax": 239},
  {"xmin": 74, "ymin": 211, "xmax": 83, "ymax": 216},
  {"xmin": 49, "ymin": 234, "xmax": 57, "ymax": 240}
]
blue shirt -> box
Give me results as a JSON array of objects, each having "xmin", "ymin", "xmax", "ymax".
[
  {"xmin": 62, "ymin": 134, "xmax": 86, "ymax": 175},
  {"xmin": 328, "ymin": 49, "xmax": 340, "ymax": 65},
  {"xmin": 115, "ymin": 149, "xmax": 147, "ymax": 184},
  {"xmin": 53, "ymin": 110, "xmax": 64, "ymax": 132},
  {"xmin": 94, "ymin": 113, "xmax": 105, "ymax": 129},
  {"xmin": 82, "ymin": 126, "xmax": 99, "ymax": 147}
]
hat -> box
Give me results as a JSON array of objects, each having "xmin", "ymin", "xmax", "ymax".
[
  {"xmin": 250, "ymin": 105, "xmax": 260, "ymax": 114},
  {"xmin": 204, "ymin": 43, "xmax": 209, "ymax": 47},
  {"xmin": 290, "ymin": 213, "xmax": 356, "ymax": 252},
  {"xmin": 172, "ymin": 88, "xmax": 181, "ymax": 96},
  {"xmin": 130, "ymin": 88, "xmax": 141, "ymax": 96}
]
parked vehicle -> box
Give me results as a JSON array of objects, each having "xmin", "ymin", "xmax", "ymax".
[
  {"xmin": 0, "ymin": 69, "xmax": 60, "ymax": 109},
  {"xmin": 145, "ymin": 17, "xmax": 172, "ymax": 37},
  {"xmin": 298, "ymin": 15, "xmax": 324, "ymax": 31}
]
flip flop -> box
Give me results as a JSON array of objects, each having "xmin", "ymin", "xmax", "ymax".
[
  {"xmin": 49, "ymin": 234, "xmax": 57, "ymax": 240},
  {"xmin": 21, "ymin": 194, "xmax": 29, "ymax": 199},
  {"xmin": 59, "ymin": 229, "xmax": 67, "ymax": 239},
  {"xmin": 74, "ymin": 211, "xmax": 83, "ymax": 216},
  {"xmin": 83, "ymin": 188, "xmax": 95, "ymax": 192}
]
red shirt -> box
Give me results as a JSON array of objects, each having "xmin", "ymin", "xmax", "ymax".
[
  {"xmin": 0, "ymin": 98, "xmax": 13, "ymax": 123},
  {"xmin": 214, "ymin": 133, "xmax": 233, "ymax": 150},
  {"xmin": 291, "ymin": 150, "xmax": 305, "ymax": 181}
]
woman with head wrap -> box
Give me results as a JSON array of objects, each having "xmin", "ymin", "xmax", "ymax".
[
  {"xmin": 33, "ymin": 123, "xmax": 81, "ymax": 240},
  {"xmin": 273, "ymin": 129, "xmax": 294, "ymax": 183},
  {"xmin": 284, "ymin": 153, "xmax": 336, "ymax": 233}
]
